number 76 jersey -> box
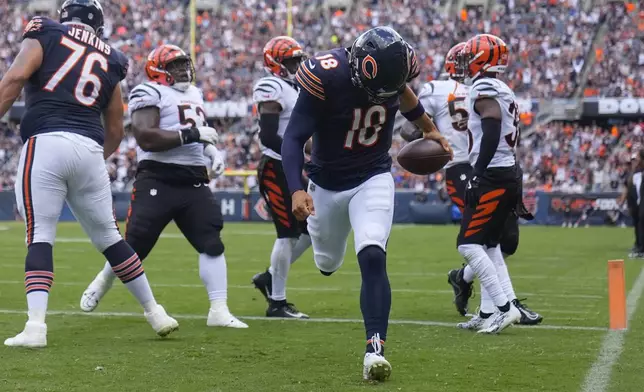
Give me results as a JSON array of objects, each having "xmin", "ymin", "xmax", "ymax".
[{"xmin": 467, "ymin": 78, "xmax": 520, "ymax": 169}]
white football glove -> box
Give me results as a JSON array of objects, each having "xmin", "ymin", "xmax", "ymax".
[
  {"xmin": 196, "ymin": 126, "xmax": 219, "ymax": 145},
  {"xmin": 204, "ymin": 144, "xmax": 226, "ymax": 179}
]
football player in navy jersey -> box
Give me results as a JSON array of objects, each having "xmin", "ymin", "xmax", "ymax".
[
  {"xmin": 0, "ymin": 0, "xmax": 180, "ymax": 348},
  {"xmin": 281, "ymin": 26, "xmax": 452, "ymax": 381}
]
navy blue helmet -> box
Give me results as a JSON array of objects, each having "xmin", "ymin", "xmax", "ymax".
[
  {"xmin": 59, "ymin": 0, "xmax": 105, "ymax": 37},
  {"xmin": 349, "ymin": 27, "xmax": 412, "ymax": 104}
]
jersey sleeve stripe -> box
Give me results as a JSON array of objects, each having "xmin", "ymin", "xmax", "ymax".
[
  {"xmin": 295, "ymin": 72, "xmax": 325, "ymax": 100},
  {"xmin": 301, "ymin": 65, "xmax": 322, "ymax": 84},
  {"xmin": 142, "ymin": 83, "xmax": 162, "ymax": 100},
  {"xmin": 296, "ymin": 69, "xmax": 324, "ymax": 95},
  {"xmin": 256, "ymin": 81, "xmax": 282, "ymax": 93}
]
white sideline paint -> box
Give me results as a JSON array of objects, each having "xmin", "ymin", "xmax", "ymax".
[
  {"xmin": 580, "ymin": 266, "xmax": 644, "ymax": 392},
  {"xmin": 0, "ymin": 309, "xmax": 606, "ymax": 332},
  {"xmin": 0, "ymin": 280, "xmax": 602, "ymax": 299}
]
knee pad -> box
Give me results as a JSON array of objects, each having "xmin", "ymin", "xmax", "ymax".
[
  {"xmin": 500, "ymin": 234, "xmax": 518, "ymax": 256},
  {"xmin": 355, "ymin": 225, "xmax": 388, "ymax": 254},
  {"xmin": 314, "ymin": 253, "xmax": 343, "ymax": 275},
  {"xmin": 203, "ymin": 237, "xmax": 225, "ymax": 257}
]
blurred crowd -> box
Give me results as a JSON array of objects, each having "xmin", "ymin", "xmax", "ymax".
[
  {"xmin": 0, "ymin": 0, "xmax": 641, "ymax": 194},
  {"xmin": 585, "ymin": 2, "xmax": 644, "ymax": 97}
]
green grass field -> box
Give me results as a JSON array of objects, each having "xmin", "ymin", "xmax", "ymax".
[{"xmin": 0, "ymin": 222, "xmax": 642, "ymax": 392}]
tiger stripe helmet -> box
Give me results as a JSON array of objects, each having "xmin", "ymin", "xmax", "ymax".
[
  {"xmin": 458, "ymin": 34, "xmax": 509, "ymax": 80},
  {"xmin": 263, "ymin": 36, "xmax": 306, "ymax": 80},
  {"xmin": 444, "ymin": 42, "xmax": 466, "ymax": 80},
  {"xmin": 145, "ymin": 44, "xmax": 195, "ymax": 91}
]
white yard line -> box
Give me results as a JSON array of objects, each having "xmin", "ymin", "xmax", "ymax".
[
  {"xmin": 0, "ymin": 309, "xmax": 606, "ymax": 332},
  {"xmin": 0, "ymin": 279, "xmax": 603, "ymax": 299},
  {"xmin": 580, "ymin": 266, "xmax": 644, "ymax": 392}
]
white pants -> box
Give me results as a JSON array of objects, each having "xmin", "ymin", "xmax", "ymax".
[
  {"xmin": 307, "ymin": 172, "xmax": 395, "ymax": 273},
  {"xmin": 15, "ymin": 133, "xmax": 121, "ymax": 251}
]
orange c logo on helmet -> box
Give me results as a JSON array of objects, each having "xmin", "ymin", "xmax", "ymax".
[{"xmin": 361, "ymin": 55, "xmax": 378, "ymax": 80}]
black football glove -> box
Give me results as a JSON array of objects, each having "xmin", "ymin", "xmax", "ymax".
[
  {"xmin": 464, "ymin": 176, "xmax": 481, "ymax": 209},
  {"xmin": 515, "ymin": 199, "xmax": 534, "ymax": 221}
]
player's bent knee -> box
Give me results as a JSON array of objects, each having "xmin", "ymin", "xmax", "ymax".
[
  {"xmin": 500, "ymin": 237, "xmax": 518, "ymax": 256},
  {"xmin": 314, "ymin": 253, "xmax": 342, "ymax": 274},
  {"xmin": 89, "ymin": 227, "xmax": 123, "ymax": 253},
  {"xmin": 458, "ymin": 243, "xmax": 484, "ymax": 260},
  {"xmin": 355, "ymin": 226, "xmax": 388, "ymax": 254},
  {"xmin": 203, "ymin": 237, "xmax": 225, "ymax": 257}
]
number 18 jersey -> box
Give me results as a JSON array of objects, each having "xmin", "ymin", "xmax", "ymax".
[
  {"xmin": 128, "ymin": 82, "xmax": 207, "ymax": 167},
  {"xmin": 467, "ymin": 78, "xmax": 519, "ymax": 169}
]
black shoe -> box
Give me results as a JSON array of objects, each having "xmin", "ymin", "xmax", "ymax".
[
  {"xmin": 266, "ymin": 300, "xmax": 310, "ymax": 319},
  {"xmin": 512, "ymin": 298, "xmax": 543, "ymax": 325},
  {"xmin": 252, "ymin": 269, "xmax": 272, "ymax": 303},
  {"xmin": 447, "ymin": 266, "xmax": 473, "ymax": 316}
]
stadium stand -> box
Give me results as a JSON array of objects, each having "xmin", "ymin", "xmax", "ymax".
[{"xmin": 0, "ymin": 0, "xmax": 640, "ymax": 193}]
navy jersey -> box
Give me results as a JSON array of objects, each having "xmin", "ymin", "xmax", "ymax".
[
  {"xmin": 292, "ymin": 48, "xmax": 399, "ymax": 191},
  {"xmin": 20, "ymin": 17, "xmax": 128, "ymax": 145}
]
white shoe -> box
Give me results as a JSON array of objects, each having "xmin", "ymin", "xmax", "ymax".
[
  {"xmin": 80, "ymin": 273, "xmax": 113, "ymax": 312},
  {"xmin": 363, "ymin": 334, "xmax": 391, "ymax": 381},
  {"xmin": 4, "ymin": 321, "xmax": 47, "ymax": 348},
  {"xmin": 145, "ymin": 304, "xmax": 179, "ymax": 337},
  {"xmin": 457, "ymin": 315, "xmax": 488, "ymax": 330},
  {"xmin": 477, "ymin": 305, "xmax": 521, "ymax": 334},
  {"xmin": 207, "ymin": 308, "xmax": 248, "ymax": 328}
]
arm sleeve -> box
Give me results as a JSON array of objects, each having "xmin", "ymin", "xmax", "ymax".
[
  {"xmin": 282, "ymin": 87, "xmax": 323, "ymax": 193},
  {"xmin": 258, "ymin": 112, "xmax": 282, "ymax": 153},
  {"xmin": 128, "ymin": 83, "xmax": 162, "ymax": 114},
  {"xmin": 474, "ymin": 117, "xmax": 501, "ymax": 176}
]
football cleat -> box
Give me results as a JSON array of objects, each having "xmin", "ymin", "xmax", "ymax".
[
  {"xmin": 266, "ymin": 300, "xmax": 309, "ymax": 319},
  {"xmin": 477, "ymin": 305, "xmax": 521, "ymax": 334},
  {"xmin": 144, "ymin": 304, "xmax": 179, "ymax": 337},
  {"xmin": 251, "ymin": 269, "xmax": 272, "ymax": 303},
  {"xmin": 456, "ymin": 314, "xmax": 489, "ymax": 331},
  {"xmin": 4, "ymin": 321, "xmax": 47, "ymax": 348},
  {"xmin": 513, "ymin": 298, "xmax": 543, "ymax": 325},
  {"xmin": 447, "ymin": 266, "xmax": 473, "ymax": 316},
  {"xmin": 363, "ymin": 334, "xmax": 391, "ymax": 381},
  {"xmin": 80, "ymin": 272, "xmax": 114, "ymax": 312},
  {"xmin": 207, "ymin": 306, "xmax": 248, "ymax": 328}
]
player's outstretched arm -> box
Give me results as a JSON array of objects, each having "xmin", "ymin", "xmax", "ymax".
[
  {"xmin": 0, "ymin": 39, "xmax": 42, "ymax": 119},
  {"xmin": 103, "ymin": 83, "xmax": 125, "ymax": 159},
  {"xmin": 257, "ymin": 101, "xmax": 283, "ymax": 153},
  {"xmin": 472, "ymin": 97, "xmax": 502, "ymax": 177}
]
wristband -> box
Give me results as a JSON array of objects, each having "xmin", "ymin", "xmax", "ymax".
[
  {"xmin": 401, "ymin": 101, "xmax": 425, "ymax": 122},
  {"xmin": 180, "ymin": 128, "xmax": 200, "ymax": 145}
]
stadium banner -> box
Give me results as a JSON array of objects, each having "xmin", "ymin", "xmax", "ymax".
[
  {"xmin": 0, "ymin": 191, "xmax": 631, "ymax": 226},
  {"xmin": 582, "ymin": 98, "xmax": 644, "ymax": 118}
]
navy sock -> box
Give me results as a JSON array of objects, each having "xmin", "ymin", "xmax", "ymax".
[
  {"xmin": 358, "ymin": 245, "xmax": 391, "ymax": 353},
  {"xmin": 25, "ymin": 242, "xmax": 54, "ymax": 294},
  {"xmin": 103, "ymin": 240, "xmax": 144, "ymax": 283}
]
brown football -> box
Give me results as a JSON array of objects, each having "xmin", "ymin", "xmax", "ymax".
[{"xmin": 397, "ymin": 139, "xmax": 451, "ymax": 175}]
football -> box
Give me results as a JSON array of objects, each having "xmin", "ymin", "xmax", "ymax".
[{"xmin": 396, "ymin": 139, "xmax": 451, "ymax": 175}]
